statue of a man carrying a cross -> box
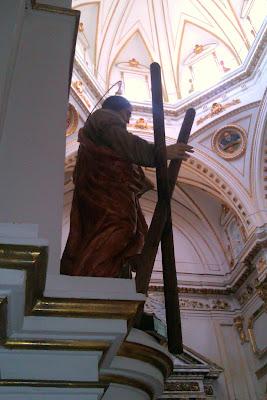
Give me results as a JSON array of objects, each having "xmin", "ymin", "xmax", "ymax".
[{"xmin": 60, "ymin": 95, "xmax": 193, "ymax": 279}]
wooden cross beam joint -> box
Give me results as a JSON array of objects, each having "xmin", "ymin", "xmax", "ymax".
[{"xmin": 135, "ymin": 62, "xmax": 196, "ymax": 355}]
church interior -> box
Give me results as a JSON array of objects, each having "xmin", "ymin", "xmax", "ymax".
[{"xmin": 0, "ymin": 1, "xmax": 267, "ymax": 399}]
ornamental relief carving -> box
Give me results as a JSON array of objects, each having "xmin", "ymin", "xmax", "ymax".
[
  {"xmin": 66, "ymin": 103, "xmax": 79, "ymax": 137},
  {"xmin": 233, "ymin": 315, "xmax": 249, "ymax": 344},
  {"xmin": 147, "ymin": 293, "xmax": 231, "ymax": 312},
  {"xmin": 237, "ymin": 282, "xmax": 256, "ymax": 306},
  {"xmin": 165, "ymin": 381, "xmax": 200, "ymax": 392},
  {"xmin": 197, "ymin": 99, "xmax": 241, "ymax": 125},
  {"xmin": 211, "ymin": 124, "xmax": 247, "ymax": 160},
  {"xmin": 248, "ymin": 302, "xmax": 267, "ymax": 358}
]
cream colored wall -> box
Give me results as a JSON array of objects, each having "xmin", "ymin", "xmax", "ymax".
[{"xmin": 0, "ymin": 2, "xmax": 78, "ymax": 276}]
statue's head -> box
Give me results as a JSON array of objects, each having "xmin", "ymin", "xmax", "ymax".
[{"xmin": 102, "ymin": 96, "xmax": 132, "ymax": 123}]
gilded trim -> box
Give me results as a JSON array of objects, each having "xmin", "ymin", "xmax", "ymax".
[
  {"xmin": 0, "ymin": 379, "xmax": 106, "ymax": 389},
  {"xmin": 0, "ymin": 244, "xmax": 143, "ymax": 320},
  {"xmin": 32, "ymin": 297, "xmax": 144, "ymax": 321},
  {"xmin": 0, "ymin": 243, "xmax": 144, "ymax": 350},
  {"xmin": 248, "ymin": 304, "xmax": 267, "ymax": 358},
  {"xmin": 31, "ymin": 1, "xmax": 79, "ymax": 16},
  {"xmin": 66, "ymin": 103, "xmax": 79, "ymax": 136},
  {"xmin": 0, "ymin": 376, "xmax": 152, "ymax": 399},
  {"xmin": 0, "ymin": 244, "xmax": 48, "ymax": 315},
  {"xmin": 118, "ymin": 341, "xmax": 173, "ymax": 379},
  {"xmin": 4, "ymin": 339, "xmax": 109, "ymax": 352}
]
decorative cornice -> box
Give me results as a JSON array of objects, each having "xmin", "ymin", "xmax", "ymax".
[
  {"xmin": 72, "ymin": 18, "xmax": 266, "ymax": 118},
  {"xmin": 74, "ymin": 58, "xmax": 103, "ymax": 100},
  {"xmin": 149, "ymin": 285, "xmax": 230, "ymax": 295},
  {"xmin": 32, "ymin": 297, "xmax": 144, "ymax": 322},
  {"xmin": 0, "ymin": 244, "xmax": 48, "ymax": 314},
  {"xmin": 118, "ymin": 341, "xmax": 173, "ymax": 379},
  {"xmin": 149, "ymin": 228, "xmax": 267, "ymax": 295},
  {"xmin": 31, "ymin": 1, "xmax": 79, "ymax": 16},
  {"xmin": 0, "ymin": 243, "xmax": 144, "ymax": 352},
  {"xmin": 70, "ymin": 85, "xmax": 90, "ymax": 116},
  {"xmin": 114, "ymin": 26, "xmax": 266, "ymax": 118},
  {"xmin": 182, "ymin": 345, "xmax": 223, "ymax": 376},
  {"xmin": 0, "ymin": 375, "xmax": 153, "ymax": 399},
  {"xmin": 0, "ymin": 243, "xmax": 143, "ymax": 321},
  {"xmin": 192, "ymin": 101, "xmax": 260, "ymax": 138}
]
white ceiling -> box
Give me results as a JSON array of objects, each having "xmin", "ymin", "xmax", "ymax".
[{"xmin": 72, "ymin": 0, "xmax": 266, "ymax": 103}]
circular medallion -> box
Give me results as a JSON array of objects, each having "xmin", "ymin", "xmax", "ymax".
[
  {"xmin": 66, "ymin": 103, "xmax": 79, "ymax": 137},
  {"xmin": 212, "ymin": 125, "xmax": 247, "ymax": 160}
]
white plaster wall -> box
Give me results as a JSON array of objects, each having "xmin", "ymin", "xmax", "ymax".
[
  {"xmin": 0, "ymin": 1, "xmax": 25, "ymax": 141},
  {"xmin": 237, "ymin": 295, "xmax": 267, "ymax": 398},
  {"xmin": 0, "ymin": 6, "xmax": 77, "ymax": 275},
  {"xmin": 181, "ymin": 311, "xmax": 262, "ymax": 400}
]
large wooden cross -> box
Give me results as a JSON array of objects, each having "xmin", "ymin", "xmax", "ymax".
[{"xmin": 135, "ymin": 63, "xmax": 195, "ymax": 354}]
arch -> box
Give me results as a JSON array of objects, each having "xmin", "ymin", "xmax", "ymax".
[
  {"xmin": 107, "ymin": 27, "xmax": 154, "ymax": 89},
  {"xmin": 176, "ymin": 19, "xmax": 240, "ymax": 97},
  {"xmin": 251, "ymin": 88, "xmax": 267, "ymax": 223}
]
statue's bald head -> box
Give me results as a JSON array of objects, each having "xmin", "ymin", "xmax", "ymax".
[{"xmin": 102, "ymin": 96, "xmax": 132, "ymax": 123}]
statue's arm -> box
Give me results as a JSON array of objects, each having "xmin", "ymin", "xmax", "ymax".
[{"xmin": 98, "ymin": 119, "xmax": 156, "ymax": 167}]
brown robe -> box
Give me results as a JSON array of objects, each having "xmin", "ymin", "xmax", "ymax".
[{"xmin": 60, "ymin": 109, "xmax": 155, "ymax": 277}]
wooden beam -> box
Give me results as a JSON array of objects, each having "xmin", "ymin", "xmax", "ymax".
[
  {"xmin": 135, "ymin": 107, "xmax": 195, "ymax": 295},
  {"xmin": 134, "ymin": 62, "xmax": 195, "ymax": 353}
]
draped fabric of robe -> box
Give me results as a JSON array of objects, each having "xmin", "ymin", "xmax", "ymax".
[{"xmin": 60, "ymin": 128, "xmax": 151, "ymax": 277}]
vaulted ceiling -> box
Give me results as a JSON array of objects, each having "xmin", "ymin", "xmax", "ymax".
[{"xmin": 72, "ymin": 0, "xmax": 265, "ymax": 103}]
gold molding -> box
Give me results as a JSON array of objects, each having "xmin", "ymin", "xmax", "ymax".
[
  {"xmin": 233, "ymin": 315, "xmax": 249, "ymax": 344},
  {"xmin": 118, "ymin": 341, "xmax": 173, "ymax": 379},
  {"xmin": 0, "ymin": 244, "xmax": 48, "ymax": 315},
  {"xmin": 4, "ymin": 339, "xmax": 109, "ymax": 352},
  {"xmin": 31, "ymin": 1, "xmax": 79, "ymax": 17},
  {"xmin": 0, "ymin": 376, "xmax": 152, "ymax": 399},
  {"xmin": 0, "ymin": 244, "xmax": 143, "ymax": 321},
  {"xmin": 100, "ymin": 373, "xmax": 153, "ymax": 400},
  {"xmin": 248, "ymin": 304, "xmax": 267, "ymax": 358},
  {"xmin": 0, "ymin": 379, "xmax": 106, "ymax": 389},
  {"xmin": 0, "ymin": 243, "xmax": 144, "ymax": 351},
  {"xmin": 32, "ymin": 297, "xmax": 144, "ymax": 322},
  {"xmin": 66, "ymin": 103, "xmax": 79, "ymax": 136},
  {"xmin": 256, "ymin": 280, "xmax": 267, "ymax": 304}
]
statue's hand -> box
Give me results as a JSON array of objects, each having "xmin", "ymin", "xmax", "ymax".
[{"xmin": 166, "ymin": 143, "xmax": 194, "ymax": 161}]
